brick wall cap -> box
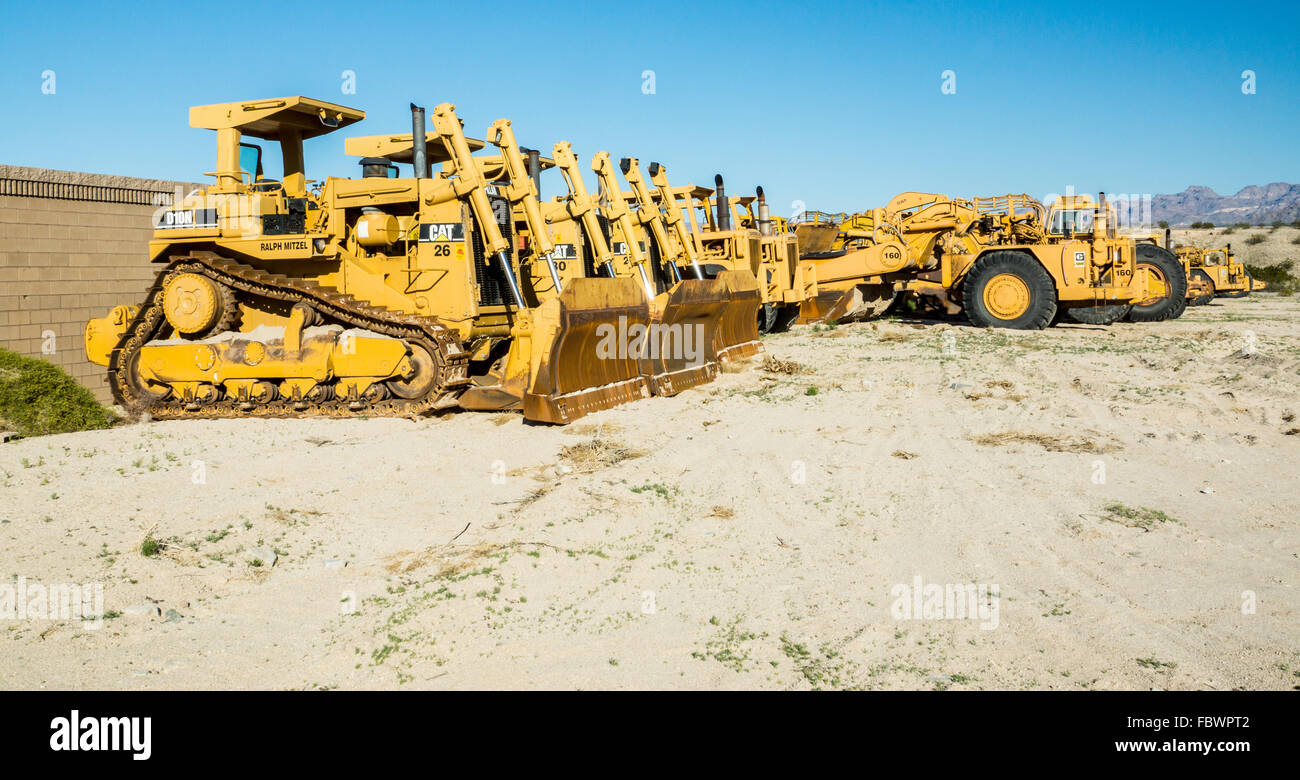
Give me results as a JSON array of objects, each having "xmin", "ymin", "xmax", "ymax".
[{"xmin": 0, "ymin": 164, "xmax": 202, "ymax": 192}]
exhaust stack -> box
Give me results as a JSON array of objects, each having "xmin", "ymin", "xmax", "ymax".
[
  {"xmin": 410, "ymin": 104, "xmax": 429, "ymax": 179},
  {"xmin": 756, "ymin": 186, "xmax": 772, "ymax": 236},
  {"xmin": 714, "ymin": 174, "xmax": 730, "ymax": 231},
  {"xmin": 526, "ymin": 148, "xmax": 542, "ymax": 199}
]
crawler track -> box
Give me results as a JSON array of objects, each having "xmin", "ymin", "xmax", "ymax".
[{"xmin": 108, "ymin": 252, "xmax": 470, "ymax": 419}]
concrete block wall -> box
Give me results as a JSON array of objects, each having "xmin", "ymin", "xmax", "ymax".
[{"xmin": 0, "ymin": 165, "xmax": 202, "ymax": 404}]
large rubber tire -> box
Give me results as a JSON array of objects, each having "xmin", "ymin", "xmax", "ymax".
[
  {"xmin": 756, "ymin": 302, "xmax": 778, "ymax": 333},
  {"xmin": 1064, "ymin": 303, "xmax": 1132, "ymax": 325},
  {"xmin": 1189, "ymin": 270, "xmax": 1215, "ymax": 306},
  {"xmin": 1220, "ymin": 272, "xmax": 1253, "ymax": 299},
  {"xmin": 961, "ymin": 251, "xmax": 1057, "ymax": 330},
  {"xmin": 1126, "ymin": 245, "xmax": 1188, "ymax": 322}
]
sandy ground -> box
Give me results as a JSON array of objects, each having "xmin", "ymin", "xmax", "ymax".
[{"xmin": 2, "ymin": 294, "xmax": 1298, "ymax": 691}]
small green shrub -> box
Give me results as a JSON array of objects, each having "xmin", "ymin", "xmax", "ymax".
[
  {"xmin": 0, "ymin": 347, "xmax": 116, "ymax": 438},
  {"xmin": 1246, "ymin": 261, "xmax": 1298, "ymax": 295},
  {"xmin": 1245, "ymin": 234, "xmax": 1266, "ymax": 246},
  {"xmin": 1102, "ymin": 503, "xmax": 1180, "ymax": 530}
]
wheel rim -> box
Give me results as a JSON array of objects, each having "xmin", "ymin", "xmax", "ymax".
[
  {"xmin": 1133, "ymin": 262, "xmax": 1168, "ymax": 307},
  {"xmin": 126, "ymin": 349, "xmax": 170, "ymax": 401},
  {"xmin": 162, "ymin": 273, "xmax": 224, "ymax": 335},
  {"xmin": 387, "ymin": 343, "xmax": 439, "ymax": 400},
  {"xmin": 982, "ymin": 273, "xmax": 1031, "ymax": 320}
]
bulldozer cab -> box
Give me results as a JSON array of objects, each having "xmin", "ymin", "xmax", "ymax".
[
  {"xmin": 677, "ymin": 186, "xmax": 719, "ymax": 232},
  {"xmin": 733, "ymin": 196, "xmax": 757, "ymax": 227},
  {"xmin": 190, "ymin": 97, "xmax": 365, "ymax": 196},
  {"xmin": 711, "ymin": 196, "xmax": 750, "ymax": 233}
]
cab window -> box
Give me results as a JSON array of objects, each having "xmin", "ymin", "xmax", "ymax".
[
  {"xmin": 239, "ymin": 143, "xmax": 264, "ymax": 183},
  {"xmin": 695, "ymin": 205, "xmax": 715, "ymax": 229},
  {"xmin": 1048, "ymin": 209, "xmax": 1093, "ymax": 235}
]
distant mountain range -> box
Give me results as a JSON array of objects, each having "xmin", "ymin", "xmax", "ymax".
[{"xmin": 1152, "ymin": 183, "xmax": 1300, "ymax": 226}]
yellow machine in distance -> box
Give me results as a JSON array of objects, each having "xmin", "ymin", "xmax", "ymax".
[
  {"xmin": 1177, "ymin": 245, "xmax": 1259, "ymax": 302},
  {"xmin": 791, "ymin": 192, "xmax": 1160, "ymax": 328}
]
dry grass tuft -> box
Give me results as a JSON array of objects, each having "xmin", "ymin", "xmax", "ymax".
[
  {"xmin": 965, "ymin": 391, "xmax": 1028, "ymax": 402},
  {"xmin": 384, "ymin": 541, "xmax": 499, "ymax": 576},
  {"xmin": 761, "ymin": 355, "xmax": 810, "ymax": 375},
  {"xmin": 971, "ymin": 431, "xmax": 1118, "ymax": 454},
  {"xmin": 384, "ymin": 540, "xmax": 569, "ymax": 576},
  {"xmin": 559, "ymin": 437, "xmax": 646, "ymax": 471}
]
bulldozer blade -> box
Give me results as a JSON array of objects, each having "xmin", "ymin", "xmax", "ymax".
[
  {"xmin": 640, "ymin": 279, "xmax": 729, "ymax": 396},
  {"xmin": 460, "ymin": 278, "xmax": 653, "ymax": 424},
  {"xmin": 712, "ymin": 270, "xmax": 763, "ymax": 362},
  {"xmin": 798, "ymin": 283, "xmax": 896, "ymax": 324},
  {"xmin": 525, "ymin": 278, "xmax": 654, "ymax": 423},
  {"xmin": 793, "ymin": 223, "xmax": 841, "ymax": 255},
  {"xmin": 797, "ymin": 286, "xmax": 850, "ymax": 324}
]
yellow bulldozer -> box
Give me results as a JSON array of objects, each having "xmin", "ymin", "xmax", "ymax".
[
  {"xmin": 791, "ymin": 192, "xmax": 1168, "ymax": 328},
  {"xmin": 546, "ymin": 146, "xmax": 762, "ymax": 388},
  {"xmin": 648, "ymin": 177, "xmax": 816, "ymax": 334},
  {"xmin": 82, "ymin": 97, "xmax": 752, "ymax": 424}
]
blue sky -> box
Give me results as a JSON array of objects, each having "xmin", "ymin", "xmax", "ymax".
[{"xmin": 2, "ymin": 0, "xmax": 1297, "ymax": 214}]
